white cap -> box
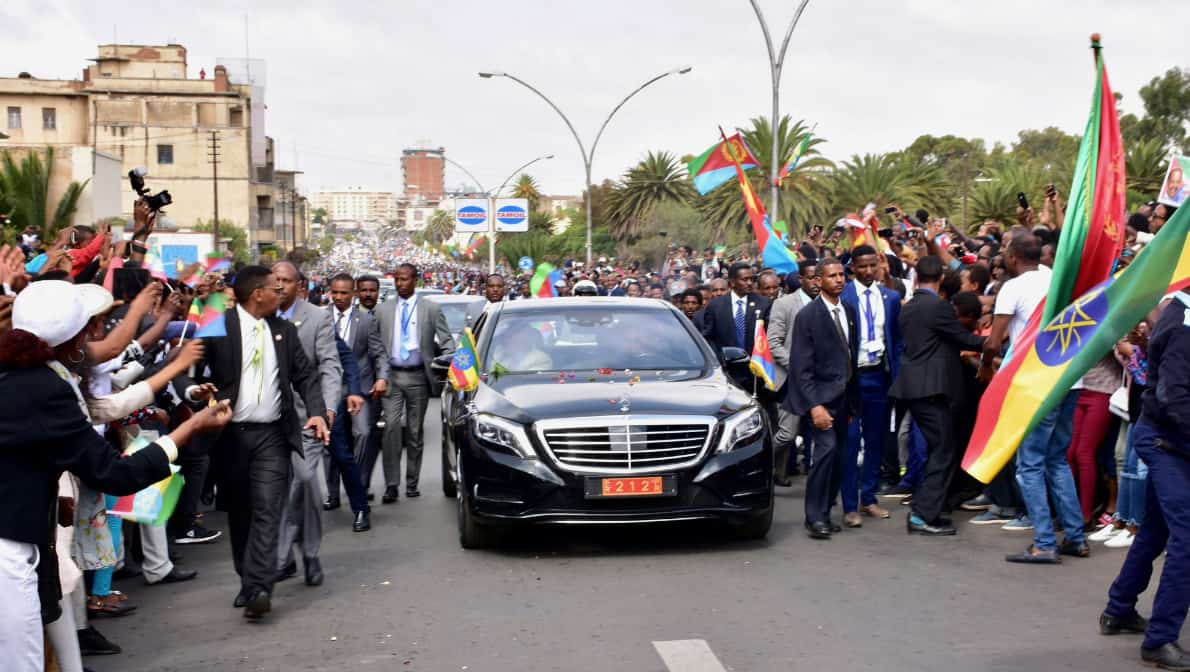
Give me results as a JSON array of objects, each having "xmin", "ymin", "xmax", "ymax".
[{"xmin": 12, "ymin": 280, "xmax": 114, "ymax": 347}]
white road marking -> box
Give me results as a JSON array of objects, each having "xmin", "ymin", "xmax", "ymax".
[{"xmin": 653, "ymin": 639, "xmax": 729, "ymax": 672}]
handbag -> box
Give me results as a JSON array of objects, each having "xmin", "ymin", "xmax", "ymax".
[{"xmin": 1109, "ymin": 370, "xmax": 1130, "ymax": 420}]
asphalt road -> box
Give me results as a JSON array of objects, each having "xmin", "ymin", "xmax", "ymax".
[{"xmin": 89, "ymin": 399, "xmax": 1159, "ymax": 672}]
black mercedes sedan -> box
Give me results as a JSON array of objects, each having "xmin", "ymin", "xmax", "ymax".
[{"xmin": 439, "ymin": 297, "xmax": 772, "ymax": 548}]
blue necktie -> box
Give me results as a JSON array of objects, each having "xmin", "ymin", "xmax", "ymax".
[
  {"xmin": 398, "ymin": 301, "xmax": 410, "ymax": 360},
  {"xmin": 734, "ymin": 299, "xmax": 746, "ymax": 348},
  {"xmin": 864, "ymin": 289, "xmax": 877, "ymax": 362}
]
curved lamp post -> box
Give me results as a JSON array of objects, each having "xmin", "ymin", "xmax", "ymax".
[{"xmin": 479, "ymin": 67, "xmax": 692, "ymax": 267}]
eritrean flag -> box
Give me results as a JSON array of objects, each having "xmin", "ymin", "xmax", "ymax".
[
  {"xmin": 1043, "ymin": 34, "xmax": 1126, "ymax": 323},
  {"xmin": 963, "ymin": 201, "xmax": 1190, "ymax": 483},
  {"xmin": 187, "ymin": 292, "xmax": 229, "ymax": 338},
  {"xmin": 529, "ymin": 262, "xmax": 562, "ymax": 298},
  {"xmin": 749, "ymin": 319, "xmax": 777, "ymax": 392},
  {"xmin": 448, "ymin": 328, "xmax": 482, "ymax": 392},
  {"xmin": 722, "ymin": 130, "xmax": 798, "ymax": 274},
  {"xmin": 687, "ymin": 133, "xmax": 759, "ymax": 196},
  {"xmin": 464, "ymin": 235, "xmax": 486, "ymax": 259},
  {"xmin": 204, "ymin": 252, "xmax": 232, "ymax": 275},
  {"xmin": 775, "ymin": 133, "xmax": 812, "ymax": 185}
]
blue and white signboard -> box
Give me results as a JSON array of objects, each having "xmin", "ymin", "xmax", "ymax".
[
  {"xmin": 518, "ymin": 256, "xmax": 534, "ymax": 272},
  {"xmin": 494, "ymin": 198, "xmax": 530, "ymax": 232},
  {"xmin": 454, "ymin": 198, "xmax": 490, "ymax": 233}
]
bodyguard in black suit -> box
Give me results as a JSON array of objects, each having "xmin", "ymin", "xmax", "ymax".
[
  {"xmin": 785, "ymin": 259, "xmax": 859, "ymax": 539},
  {"xmin": 177, "ymin": 266, "xmax": 329, "ymax": 619},
  {"xmin": 701, "ymin": 262, "xmax": 772, "ymax": 389},
  {"xmin": 889, "ymin": 256, "xmax": 985, "ymax": 536}
]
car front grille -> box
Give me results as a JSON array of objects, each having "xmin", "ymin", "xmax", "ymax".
[{"xmin": 536, "ymin": 416, "xmax": 716, "ymax": 474}]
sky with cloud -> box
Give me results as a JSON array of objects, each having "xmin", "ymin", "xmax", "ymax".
[{"xmin": 2, "ymin": 0, "xmax": 1182, "ymax": 197}]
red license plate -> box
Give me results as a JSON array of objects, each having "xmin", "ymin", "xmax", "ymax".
[{"xmin": 599, "ymin": 476, "xmax": 664, "ymax": 497}]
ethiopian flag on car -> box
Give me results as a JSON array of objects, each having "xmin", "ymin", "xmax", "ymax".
[
  {"xmin": 962, "ymin": 201, "xmax": 1190, "ymax": 483},
  {"xmin": 449, "ymin": 327, "xmax": 482, "ymax": 392}
]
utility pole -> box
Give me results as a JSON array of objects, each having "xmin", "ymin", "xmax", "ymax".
[
  {"xmin": 207, "ymin": 130, "xmax": 221, "ymax": 251},
  {"xmin": 961, "ymin": 153, "xmax": 970, "ymax": 231}
]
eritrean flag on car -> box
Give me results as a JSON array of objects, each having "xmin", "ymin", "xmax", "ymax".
[
  {"xmin": 449, "ymin": 327, "xmax": 482, "ymax": 392},
  {"xmin": 749, "ymin": 319, "xmax": 777, "ymax": 392}
]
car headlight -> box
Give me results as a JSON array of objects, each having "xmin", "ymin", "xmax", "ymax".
[
  {"xmin": 716, "ymin": 406, "xmax": 765, "ymax": 453},
  {"xmin": 472, "ymin": 413, "xmax": 536, "ymax": 459}
]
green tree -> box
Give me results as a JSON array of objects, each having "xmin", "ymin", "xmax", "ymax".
[
  {"xmin": 318, "ymin": 233, "xmax": 335, "ymax": 255},
  {"xmin": 1010, "ymin": 127, "xmax": 1081, "ymax": 173},
  {"xmin": 825, "ymin": 153, "xmax": 951, "ymax": 218},
  {"xmin": 0, "ymin": 148, "xmax": 88, "ymax": 241},
  {"xmin": 311, "ymin": 207, "xmax": 328, "ymax": 225},
  {"xmin": 424, "ymin": 208, "xmax": 455, "ymax": 245},
  {"xmin": 1122, "ymin": 67, "xmax": 1190, "ymax": 153},
  {"xmin": 605, "ymin": 151, "xmax": 695, "ymax": 242},
  {"xmin": 194, "ymin": 219, "xmax": 250, "ymax": 264},
  {"xmin": 1125, "ymin": 137, "xmax": 1170, "ymax": 207},
  {"xmin": 510, "ymin": 173, "xmax": 543, "ymax": 211}
]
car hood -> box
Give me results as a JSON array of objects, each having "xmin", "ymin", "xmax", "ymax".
[{"xmin": 474, "ymin": 369, "xmax": 753, "ymax": 424}]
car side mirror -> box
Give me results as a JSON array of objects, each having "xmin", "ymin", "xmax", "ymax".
[{"xmin": 721, "ymin": 346, "xmax": 749, "ymax": 365}]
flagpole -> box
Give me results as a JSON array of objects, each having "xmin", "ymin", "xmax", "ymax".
[{"xmin": 748, "ymin": 0, "xmax": 811, "ymax": 237}]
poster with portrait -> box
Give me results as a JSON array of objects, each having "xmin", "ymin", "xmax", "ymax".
[{"xmin": 1158, "ymin": 155, "xmax": 1189, "ymax": 208}]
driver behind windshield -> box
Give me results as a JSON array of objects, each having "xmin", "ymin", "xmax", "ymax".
[{"xmin": 489, "ymin": 323, "xmax": 553, "ymax": 371}]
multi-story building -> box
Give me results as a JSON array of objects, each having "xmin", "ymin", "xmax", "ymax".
[
  {"xmin": 401, "ymin": 147, "xmax": 445, "ymax": 201},
  {"xmin": 0, "ymin": 44, "xmax": 301, "ymax": 254},
  {"xmin": 311, "ymin": 187, "xmax": 395, "ymax": 232}
]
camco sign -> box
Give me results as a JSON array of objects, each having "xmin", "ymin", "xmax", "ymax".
[
  {"xmin": 494, "ymin": 198, "xmax": 529, "ymax": 232},
  {"xmin": 454, "ymin": 198, "xmax": 489, "ymax": 233}
]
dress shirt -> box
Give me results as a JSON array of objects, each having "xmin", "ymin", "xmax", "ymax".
[
  {"xmin": 822, "ymin": 296, "xmax": 849, "ymax": 343},
  {"xmin": 794, "ymin": 289, "xmax": 814, "ymax": 306},
  {"xmin": 234, "ymin": 304, "xmax": 282, "ymax": 423},
  {"xmin": 333, "ymin": 305, "xmax": 353, "ymax": 342},
  {"xmin": 390, "ymin": 294, "xmax": 423, "ymax": 368},
  {"xmin": 853, "ymin": 280, "xmax": 885, "ymax": 366},
  {"xmin": 276, "ymin": 302, "xmax": 297, "ymax": 322}
]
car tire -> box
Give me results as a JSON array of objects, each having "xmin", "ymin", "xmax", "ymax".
[
  {"xmin": 457, "ymin": 463, "xmax": 494, "ymax": 549},
  {"xmin": 441, "ymin": 443, "xmax": 457, "ymax": 499},
  {"xmin": 733, "ymin": 506, "xmax": 773, "ymax": 540}
]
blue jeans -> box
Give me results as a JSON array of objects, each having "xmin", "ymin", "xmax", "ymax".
[
  {"xmin": 1105, "ymin": 420, "xmax": 1190, "ymax": 649},
  {"xmin": 843, "ymin": 369, "xmax": 889, "ymax": 511},
  {"xmin": 1016, "ymin": 390, "xmax": 1084, "ymax": 550},
  {"xmin": 1117, "ymin": 423, "xmax": 1149, "ymax": 526}
]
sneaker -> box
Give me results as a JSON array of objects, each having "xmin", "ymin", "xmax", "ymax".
[
  {"xmin": 1001, "ymin": 515, "xmax": 1034, "ymax": 531},
  {"xmin": 1105, "ymin": 530, "xmax": 1135, "ymax": 548},
  {"xmin": 1089, "ymin": 523, "xmax": 1121, "ymax": 542},
  {"xmin": 961, "ymin": 494, "xmax": 993, "ymax": 511},
  {"xmin": 970, "ymin": 509, "xmax": 1014, "ymax": 525},
  {"xmin": 174, "ymin": 525, "xmax": 222, "ymax": 545}
]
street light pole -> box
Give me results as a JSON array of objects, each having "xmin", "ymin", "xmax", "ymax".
[
  {"xmin": 748, "ymin": 0, "xmax": 811, "ymax": 232},
  {"xmin": 479, "ymin": 67, "xmax": 691, "ymax": 268}
]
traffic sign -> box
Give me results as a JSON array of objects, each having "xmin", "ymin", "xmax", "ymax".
[
  {"xmin": 518, "ymin": 256, "xmax": 534, "ymax": 272},
  {"xmin": 494, "ymin": 198, "xmax": 529, "ymax": 232},
  {"xmin": 454, "ymin": 198, "xmax": 489, "ymax": 233}
]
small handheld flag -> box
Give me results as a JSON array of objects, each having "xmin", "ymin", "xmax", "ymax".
[
  {"xmin": 529, "ymin": 263, "xmax": 560, "ymax": 298},
  {"xmin": 749, "ymin": 319, "xmax": 777, "ymax": 392},
  {"xmin": 189, "ymin": 292, "xmax": 229, "ymax": 338},
  {"xmin": 776, "ymin": 133, "xmax": 812, "ymax": 185},
  {"xmin": 449, "ymin": 328, "xmax": 482, "ymax": 392},
  {"xmin": 204, "ymin": 252, "xmax": 232, "ymax": 275},
  {"xmin": 687, "ymin": 133, "xmax": 760, "ymax": 196}
]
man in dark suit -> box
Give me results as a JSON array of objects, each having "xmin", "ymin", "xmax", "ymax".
[
  {"xmin": 179, "ymin": 265, "xmax": 329, "ymax": 619},
  {"xmin": 325, "ymin": 334, "xmax": 370, "ymax": 531},
  {"xmin": 701, "ymin": 262, "xmax": 772, "ymax": 390},
  {"xmin": 352, "ymin": 275, "xmax": 389, "ymax": 501},
  {"xmin": 786, "ymin": 258, "xmax": 859, "ymax": 540},
  {"xmin": 839, "ymin": 245, "xmax": 903, "ymax": 527},
  {"xmin": 889, "ymin": 256, "xmax": 985, "ymax": 536},
  {"xmin": 325, "ymin": 273, "xmax": 389, "ymax": 509}
]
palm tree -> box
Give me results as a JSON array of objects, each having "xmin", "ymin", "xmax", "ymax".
[
  {"xmin": 1126, "ymin": 137, "xmax": 1169, "ymax": 205},
  {"xmin": 424, "ymin": 208, "xmax": 455, "ymax": 245},
  {"xmin": 0, "ymin": 148, "xmax": 88, "ymax": 240},
  {"xmin": 696, "ymin": 116, "xmax": 832, "ymax": 239},
  {"xmin": 510, "ymin": 173, "xmax": 543, "ymax": 211},
  {"xmin": 825, "ymin": 153, "xmax": 951, "ymax": 219},
  {"xmin": 605, "ymin": 151, "xmax": 695, "ymax": 241}
]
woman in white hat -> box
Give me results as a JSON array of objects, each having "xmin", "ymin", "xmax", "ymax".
[{"xmin": 0, "ymin": 280, "xmax": 233, "ymax": 671}]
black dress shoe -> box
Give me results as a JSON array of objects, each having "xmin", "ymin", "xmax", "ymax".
[
  {"xmin": 77, "ymin": 625, "xmax": 121, "ymax": 655},
  {"xmin": 304, "ymin": 556, "xmax": 323, "ymax": 586},
  {"xmin": 243, "ymin": 590, "xmax": 271, "ymax": 620},
  {"xmin": 805, "ymin": 521, "xmax": 832, "ymax": 540},
  {"xmin": 152, "ymin": 567, "xmax": 198, "ymax": 585},
  {"xmin": 406, "ymin": 487, "xmax": 421, "ymax": 498},
  {"xmin": 323, "ymin": 496, "xmax": 340, "ymax": 511},
  {"xmin": 829, "ymin": 523, "xmax": 842, "ymax": 534},
  {"xmin": 233, "ymin": 590, "xmax": 248, "ymax": 608},
  {"xmin": 1058, "ymin": 539, "xmax": 1090, "ymax": 558},
  {"xmin": 353, "ymin": 510, "xmax": 371, "ymax": 532},
  {"xmin": 1141, "ymin": 642, "xmax": 1190, "ymax": 671},
  {"xmin": 1099, "ymin": 610, "xmax": 1148, "ymax": 636},
  {"xmin": 906, "ymin": 514, "xmax": 957, "ymax": 536},
  {"xmin": 381, "ymin": 486, "xmax": 399, "ymax": 504},
  {"xmin": 277, "ymin": 559, "xmax": 297, "ymax": 582}
]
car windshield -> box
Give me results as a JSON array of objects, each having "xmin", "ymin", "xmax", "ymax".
[{"xmin": 484, "ymin": 306, "xmax": 707, "ymax": 373}]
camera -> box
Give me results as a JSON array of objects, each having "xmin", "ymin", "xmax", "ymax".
[{"xmin": 128, "ymin": 167, "xmax": 173, "ymax": 212}]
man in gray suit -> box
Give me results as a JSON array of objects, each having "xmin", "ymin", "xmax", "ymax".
[
  {"xmin": 324, "ymin": 273, "xmax": 390, "ymax": 507},
  {"xmin": 377, "ymin": 263, "xmax": 454, "ymax": 502},
  {"xmin": 767, "ymin": 260, "xmax": 820, "ymax": 484},
  {"xmin": 272, "ymin": 261, "xmax": 342, "ymax": 586}
]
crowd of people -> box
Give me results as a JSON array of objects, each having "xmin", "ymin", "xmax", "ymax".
[{"xmin": 1, "ymin": 185, "xmax": 1188, "ymax": 670}]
